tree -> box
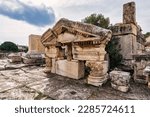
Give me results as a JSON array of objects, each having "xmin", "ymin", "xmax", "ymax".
[
  {"xmin": 144, "ymin": 32, "xmax": 150, "ymax": 38},
  {"xmin": 82, "ymin": 13, "xmax": 110, "ymax": 29},
  {"xmin": 0, "ymin": 41, "xmax": 18, "ymax": 52}
]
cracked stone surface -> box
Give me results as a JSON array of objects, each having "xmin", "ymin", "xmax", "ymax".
[{"xmin": 0, "ymin": 59, "xmax": 150, "ymax": 100}]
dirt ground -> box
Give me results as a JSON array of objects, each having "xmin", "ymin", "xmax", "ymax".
[{"xmin": 0, "ymin": 59, "xmax": 150, "ymax": 100}]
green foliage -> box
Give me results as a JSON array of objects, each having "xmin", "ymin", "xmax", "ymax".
[
  {"xmin": 105, "ymin": 37, "xmax": 123, "ymax": 70},
  {"xmin": 24, "ymin": 46, "xmax": 28, "ymax": 53},
  {"xmin": 144, "ymin": 32, "xmax": 150, "ymax": 38},
  {"xmin": 82, "ymin": 13, "xmax": 110, "ymax": 29},
  {"xmin": 0, "ymin": 41, "xmax": 18, "ymax": 52}
]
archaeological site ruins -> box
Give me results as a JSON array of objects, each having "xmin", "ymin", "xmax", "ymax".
[
  {"xmin": 30, "ymin": 1, "xmax": 149, "ymax": 92},
  {"xmin": 1, "ymin": 1, "xmax": 150, "ymax": 100}
]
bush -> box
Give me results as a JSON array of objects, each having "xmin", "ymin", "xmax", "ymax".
[
  {"xmin": 0, "ymin": 41, "xmax": 19, "ymax": 52},
  {"xmin": 105, "ymin": 37, "xmax": 123, "ymax": 70}
]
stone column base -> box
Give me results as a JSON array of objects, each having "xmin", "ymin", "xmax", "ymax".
[{"xmin": 87, "ymin": 74, "xmax": 108, "ymax": 86}]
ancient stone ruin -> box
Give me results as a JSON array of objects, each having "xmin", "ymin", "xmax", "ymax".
[
  {"xmin": 28, "ymin": 34, "xmax": 45, "ymax": 53},
  {"xmin": 41, "ymin": 18, "xmax": 112, "ymax": 86},
  {"xmin": 27, "ymin": 1, "xmax": 150, "ymax": 92},
  {"xmin": 21, "ymin": 34, "xmax": 45, "ymax": 65},
  {"xmin": 112, "ymin": 2, "xmax": 145, "ymax": 70}
]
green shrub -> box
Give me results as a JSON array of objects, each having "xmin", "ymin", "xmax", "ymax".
[
  {"xmin": 0, "ymin": 41, "xmax": 18, "ymax": 52},
  {"xmin": 105, "ymin": 37, "xmax": 123, "ymax": 70}
]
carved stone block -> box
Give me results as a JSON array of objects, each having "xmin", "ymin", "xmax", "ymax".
[
  {"xmin": 123, "ymin": 2, "xmax": 136, "ymax": 24},
  {"xmin": 112, "ymin": 23, "xmax": 137, "ymax": 36},
  {"xmin": 86, "ymin": 61, "xmax": 108, "ymax": 86},
  {"xmin": 114, "ymin": 34, "xmax": 137, "ymax": 60},
  {"xmin": 56, "ymin": 60, "xmax": 85, "ymax": 79}
]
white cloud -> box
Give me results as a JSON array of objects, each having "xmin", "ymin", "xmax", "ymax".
[
  {"xmin": 0, "ymin": 16, "xmax": 48, "ymax": 45},
  {"xmin": 0, "ymin": 0, "xmax": 150, "ymax": 46},
  {"xmin": 0, "ymin": 0, "xmax": 22, "ymax": 11}
]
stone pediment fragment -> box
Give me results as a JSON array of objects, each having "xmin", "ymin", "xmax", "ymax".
[{"xmin": 41, "ymin": 18, "xmax": 112, "ymax": 46}]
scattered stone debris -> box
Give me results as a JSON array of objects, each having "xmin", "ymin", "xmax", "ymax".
[
  {"xmin": 133, "ymin": 54, "xmax": 150, "ymax": 84},
  {"xmin": 86, "ymin": 61, "xmax": 108, "ymax": 86},
  {"xmin": 110, "ymin": 71, "xmax": 131, "ymax": 92},
  {"xmin": 0, "ymin": 60, "xmax": 150, "ymax": 99},
  {"xmin": 22, "ymin": 51, "xmax": 45, "ymax": 66},
  {"xmin": 8, "ymin": 53, "xmax": 22, "ymax": 63}
]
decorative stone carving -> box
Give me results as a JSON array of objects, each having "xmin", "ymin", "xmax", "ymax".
[
  {"xmin": 86, "ymin": 61, "xmax": 108, "ymax": 86},
  {"xmin": 112, "ymin": 23, "xmax": 137, "ymax": 36},
  {"xmin": 41, "ymin": 18, "xmax": 112, "ymax": 82}
]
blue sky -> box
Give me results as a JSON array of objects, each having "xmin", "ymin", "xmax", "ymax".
[{"xmin": 0, "ymin": 0, "xmax": 150, "ymax": 45}]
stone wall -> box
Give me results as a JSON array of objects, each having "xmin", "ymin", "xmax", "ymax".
[
  {"xmin": 29, "ymin": 34, "xmax": 45, "ymax": 53},
  {"xmin": 112, "ymin": 2, "xmax": 144, "ymax": 70}
]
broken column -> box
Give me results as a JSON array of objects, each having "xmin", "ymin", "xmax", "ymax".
[
  {"xmin": 110, "ymin": 71, "xmax": 131, "ymax": 92},
  {"xmin": 44, "ymin": 56, "xmax": 52, "ymax": 72},
  {"xmin": 86, "ymin": 61, "xmax": 108, "ymax": 86}
]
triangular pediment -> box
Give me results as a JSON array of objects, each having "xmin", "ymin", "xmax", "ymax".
[{"xmin": 41, "ymin": 18, "xmax": 112, "ymax": 46}]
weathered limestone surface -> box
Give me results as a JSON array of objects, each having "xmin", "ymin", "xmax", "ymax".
[
  {"xmin": 145, "ymin": 36, "xmax": 150, "ymax": 52},
  {"xmin": 86, "ymin": 61, "xmax": 108, "ymax": 86},
  {"xmin": 73, "ymin": 44, "xmax": 106, "ymax": 61},
  {"xmin": 44, "ymin": 56, "xmax": 52, "ymax": 73},
  {"xmin": 1, "ymin": 60, "xmax": 150, "ymax": 99},
  {"xmin": 110, "ymin": 71, "xmax": 131, "ymax": 92},
  {"xmin": 29, "ymin": 34, "xmax": 45, "ymax": 53},
  {"xmin": 55, "ymin": 60, "xmax": 85, "ymax": 79},
  {"xmin": 115, "ymin": 34, "xmax": 137, "ymax": 60},
  {"xmin": 112, "ymin": 1, "xmax": 145, "ymax": 72},
  {"xmin": 133, "ymin": 54, "xmax": 150, "ymax": 84},
  {"xmin": 41, "ymin": 18, "xmax": 112, "ymax": 85},
  {"xmin": 123, "ymin": 2, "xmax": 136, "ymax": 24},
  {"xmin": 144, "ymin": 65, "xmax": 150, "ymax": 88},
  {"xmin": 22, "ymin": 52, "xmax": 45, "ymax": 65},
  {"xmin": 112, "ymin": 23, "xmax": 137, "ymax": 36},
  {"xmin": 8, "ymin": 53, "xmax": 22, "ymax": 63},
  {"xmin": 112, "ymin": 24, "xmax": 137, "ymax": 62}
]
